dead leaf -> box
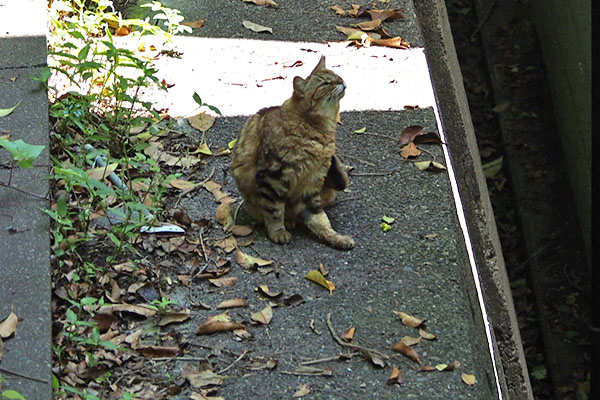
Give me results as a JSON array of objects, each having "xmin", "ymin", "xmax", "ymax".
[
  {"xmin": 169, "ymin": 179, "xmax": 200, "ymax": 191},
  {"xmin": 387, "ymin": 367, "xmax": 404, "ymax": 385},
  {"xmin": 293, "ymin": 365, "xmax": 334, "ymax": 376},
  {"xmin": 193, "ymin": 142, "xmax": 213, "ymax": 156},
  {"xmin": 391, "ymin": 341, "xmax": 422, "ymax": 364},
  {"xmin": 365, "ymin": 8, "xmax": 405, "ymax": 21},
  {"xmin": 281, "ymin": 294, "xmax": 305, "ymax": 307},
  {"xmin": 214, "ymin": 236, "xmax": 237, "ymax": 253},
  {"xmin": 183, "ymin": 364, "xmax": 224, "ymax": 388},
  {"xmin": 216, "ymin": 202, "xmax": 234, "ymax": 229},
  {"xmin": 293, "ymin": 384, "xmax": 311, "ymax": 398},
  {"xmin": 208, "ymin": 277, "xmax": 238, "ymax": 288},
  {"xmin": 413, "ymin": 160, "xmax": 447, "ymax": 172},
  {"xmin": 371, "ymin": 36, "xmax": 410, "ymax": 49},
  {"xmin": 400, "ymin": 335, "xmax": 422, "ymax": 346},
  {"xmin": 188, "ymin": 112, "xmax": 215, "ymax": 132},
  {"xmin": 394, "ymin": 311, "xmax": 425, "ymax": 328},
  {"xmin": 137, "ymin": 345, "xmax": 181, "ymax": 358},
  {"xmin": 330, "ymin": 5, "xmax": 347, "ymax": 15},
  {"xmin": 158, "ymin": 309, "xmax": 191, "ymax": 326},
  {"xmin": 250, "ymin": 305, "xmax": 273, "ymax": 325},
  {"xmin": 341, "ymin": 326, "xmax": 356, "ymax": 342},
  {"xmin": 100, "ymin": 303, "xmax": 157, "ymax": 318},
  {"xmin": 352, "ymin": 18, "xmax": 383, "ymax": 31},
  {"xmin": 398, "ymin": 125, "xmax": 424, "ymax": 145},
  {"xmin": 256, "ymin": 285, "xmax": 282, "ymax": 298},
  {"xmin": 216, "ymin": 298, "xmax": 249, "ymax": 309},
  {"xmin": 400, "ymin": 142, "xmax": 422, "ymax": 158},
  {"xmin": 242, "ymin": 20, "xmax": 273, "ymax": 34},
  {"xmin": 305, "ymin": 270, "xmax": 335, "ymax": 294},
  {"xmin": 0, "ymin": 312, "xmax": 18, "ymax": 338},
  {"xmin": 86, "ymin": 163, "xmax": 118, "ymax": 181},
  {"xmin": 419, "ymin": 328, "xmax": 436, "ymax": 340},
  {"xmin": 362, "ymin": 350, "xmax": 386, "ymax": 368},
  {"xmin": 235, "ymin": 249, "xmax": 273, "ymax": 269},
  {"xmin": 242, "ymin": 0, "xmax": 278, "ymax": 6},
  {"xmin": 197, "ymin": 313, "xmax": 245, "ymax": 335},
  {"xmin": 461, "ymin": 372, "xmax": 477, "ymax": 385},
  {"xmin": 229, "ymin": 225, "xmax": 253, "ymax": 236},
  {"xmin": 182, "ymin": 19, "xmax": 205, "ymax": 29}
]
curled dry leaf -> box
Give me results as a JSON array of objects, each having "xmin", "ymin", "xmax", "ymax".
[
  {"xmin": 341, "ymin": 326, "xmax": 356, "ymax": 342},
  {"xmin": 216, "ymin": 298, "xmax": 249, "ymax": 309},
  {"xmin": 235, "ymin": 249, "xmax": 273, "ymax": 269},
  {"xmin": 362, "ymin": 349, "xmax": 386, "ymax": 368},
  {"xmin": 256, "ymin": 285, "xmax": 282, "ymax": 299},
  {"xmin": 182, "ymin": 364, "xmax": 224, "ymax": 388},
  {"xmin": 391, "ymin": 341, "xmax": 422, "ymax": 364},
  {"xmin": 101, "ymin": 303, "xmax": 157, "ymax": 318},
  {"xmin": 243, "ymin": 0, "xmax": 278, "ymax": 6},
  {"xmin": 399, "ymin": 125, "xmax": 424, "ymax": 146},
  {"xmin": 0, "ymin": 312, "xmax": 18, "ymax": 338},
  {"xmin": 216, "ymin": 202, "xmax": 234, "ymax": 229},
  {"xmin": 137, "ymin": 345, "xmax": 181, "ymax": 358},
  {"xmin": 242, "ymin": 20, "xmax": 273, "ymax": 34},
  {"xmin": 250, "ymin": 305, "xmax": 273, "ymax": 325},
  {"xmin": 208, "ymin": 277, "xmax": 238, "ymax": 288},
  {"xmin": 182, "ymin": 18, "xmax": 205, "ymax": 29},
  {"xmin": 351, "ymin": 18, "xmax": 383, "ymax": 31},
  {"xmin": 197, "ymin": 313, "xmax": 245, "ymax": 335},
  {"xmin": 282, "ymin": 293, "xmax": 305, "ymax": 307},
  {"xmin": 400, "ymin": 335, "xmax": 421, "ymax": 347},
  {"xmin": 413, "ymin": 160, "xmax": 447, "ymax": 172},
  {"xmin": 394, "ymin": 311, "xmax": 425, "ymax": 328},
  {"xmin": 230, "ymin": 224, "xmax": 253, "ymax": 236},
  {"xmin": 293, "ymin": 384, "xmax": 311, "ymax": 398},
  {"xmin": 387, "ymin": 367, "xmax": 405, "ymax": 385},
  {"xmin": 419, "ymin": 328, "xmax": 436, "ymax": 340},
  {"xmin": 364, "ymin": 8, "xmax": 405, "ymax": 21},
  {"xmin": 169, "ymin": 179, "xmax": 200, "ymax": 192},
  {"xmin": 461, "ymin": 372, "xmax": 477, "ymax": 385},
  {"xmin": 158, "ymin": 308, "xmax": 191, "ymax": 326}
]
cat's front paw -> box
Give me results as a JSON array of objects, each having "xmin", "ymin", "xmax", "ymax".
[
  {"xmin": 269, "ymin": 229, "xmax": 292, "ymax": 245},
  {"xmin": 331, "ymin": 235, "xmax": 355, "ymax": 250}
]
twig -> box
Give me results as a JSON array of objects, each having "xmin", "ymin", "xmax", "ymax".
[
  {"xmin": 300, "ymin": 353, "xmax": 358, "ymax": 366},
  {"xmin": 325, "ymin": 313, "xmax": 389, "ymax": 361},
  {"xmin": 350, "ymin": 170, "xmax": 396, "ymax": 177},
  {"xmin": 0, "ymin": 367, "xmax": 48, "ymax": 384},
  {"xmin": 218, "ymin": 349, "xmax": 249, "ymax": 374},
  {"xmin": 152, "ymin": 357, "xmax": 208, "ymax": 362}
]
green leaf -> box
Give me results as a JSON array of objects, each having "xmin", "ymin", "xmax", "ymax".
[
  {"xmin": 380, "ymin": 222, "xmax": 392, "ymax": 232},
  {"xmin": 530, "ymin": 365, "xmax": 547, "ymax": 380},
  {"xmin": 1, "ymin": 389, "xmax": 27, "ymax": 400},
  {"xmin": 0, "ymin": 138, "xmax": 45, "ymax": 168},
  {"xmin": 77, "ymin": 44, "xmax": 91, "ymax": 61},
  {"xmin": 192, "ymin": 92, "xmax": 203, "ymax": 106},
  {"xmin": 66, "ymin": 308, "xmax": 78, "ymax": 323},
  {"xmin": 0, "ymin": 100, "xmax": 21, "ymax": 117},
  {"xmin": 353, "ymin": 126, "xmax": 367, "ymax": 134},
  {"xmin": 227, "ymin": 139, "xmax": 237, "ymax": 149},
  {"xmin": 56, "ymin": 196, "xmax": 68, "ymax": 218},
  {"xmin": 208, "ymin": 104, "xmax": 222, "ymax": 115},
  {"xmin": 382, "ymin": 215, "xmax": 395, "ymax": 224}
]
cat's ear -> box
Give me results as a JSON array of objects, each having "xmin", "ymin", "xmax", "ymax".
[
  {"xmin": 293, "ymin": 76, "xmax": 306, "ymax": 97},
  {"xmin": 310, "ymin": 55, "xmax": 326, "ymax": 75}
]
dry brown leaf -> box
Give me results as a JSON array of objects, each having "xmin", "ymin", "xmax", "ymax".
[
  {"xmin": 371, "ymin": 36, "xmax": 411, "ymax": 49},
  {"xmin": 216, "ymin": 298, "xmax": 249, "ymax": 309},
  {"xmin": 158, "ymin": 309, "xmax": 191, "ymax": 326},
  {"xmin": 400, "ymin": 142, "xmax": 422, "ymax": 159},
  {"xmin": 86, "ymin": 163, "xmax": 118, "ymax": 181},
  {"xmin": 229, "ymin": 224, "xmax": 253, "ymax": 236},
  {"xmin": 182, "ymin": 19, "xmax": 205, "ymax": 29},
  {"xmin": 395, "ymin": 311, "xmax": 425, "ymax": 328},
  {"xmin": 330, "ymin": 5, "xmax": 347, "ymax": 15},
  {"xmin": 208, "ymin": 277, "xmax": 238, "ymax": 288},
  {"xmin": 188, "ymin": 112, "xmax": 215, "ymax": 132},
  {"xmin": 400, "ymin": 335, "xmax": 422, "ymax": 346},
  {"xmin": 235, "ymin": 249, "xmax": 273, "ymax": 269},
  {"xmin": 351, "ymin": 18, "xmax": 383, "ymax": 31},
  {"xmin": 363, "ymin": 349, "xmax": 387, "ymax": 368},
  {"xmin": 256, "ymin": 285, "xmax": 282, "ymax": 299},
  {"xmin": 216, "ymin": 202, "xmax": 233, "ymax": 228},
  {"xmin": 0, "ymin": 312, "xmax": 18, "ymax": 338},
  {"xmin": 182, "ymin": 364, "xmax": 224, "ymax": 388},
  {"xmin": 419, "ymin": 328, "xmax": 436, "ymax": 340},
  {"xmin": 293, "ymin": 384, "xmax": 311, "ymax": 398},
  {"xmin": 214, "ymin": 236, "xmax": 237, "ymax": 253},
  {"xmin": 391, "ymin": 341, "xmax": 422, "ymax": 364},
  {"xmin": 387, "ymin": 367, "xmax": 405, "ymax": 385},
  {"xmin": 101, "ymin": 303, "xmax": 157, "ymax": 318},
  {"xmin": 250, "ymin": 305, "xmax": 273, "ymax": 325},
  {"xmin": 197, "ymin": 313, "xmax": 245, "ymax": 335},
  {"xmin": 169, "ymin": 179, "xmax": 200, "ymax": 191},
  {"xmin": 341, "ymin": 326, "xmax": 356, "ymax": 342},
  {"xmin": 398, "ymin": 125, "xmax": 424, "ymax": 145},
  {"xmin": 365, "ymin": 8, "xmax": 405, "ymax": 21},
  {"xmin": 242, "ymin": 20, "xmax": 273, "ymax": 34},
  {"xmin": 243, "ymin": 0, "xmax": 278, "ymax": 6},
  {"xmin": 137, "ymin": 345, "xmax": 181, "ymax": 358}
]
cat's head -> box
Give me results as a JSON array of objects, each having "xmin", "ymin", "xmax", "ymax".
[{"xmin": 292, "ymin": 56, "xmax": 345, "ymax": 115}]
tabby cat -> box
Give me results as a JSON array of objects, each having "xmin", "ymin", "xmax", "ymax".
[{"xmin": 230, "ymin": 56, "xmax": 354, "ymax": 250}]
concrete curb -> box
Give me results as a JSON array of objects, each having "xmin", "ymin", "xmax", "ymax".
[{"xmin": 414, "ymin": 0, "xmax": 533, "ymax": 398}]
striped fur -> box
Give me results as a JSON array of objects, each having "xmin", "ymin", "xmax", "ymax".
[{"xmin": 230, "ymin": 56, "xmax": 354, "ymax": 250}]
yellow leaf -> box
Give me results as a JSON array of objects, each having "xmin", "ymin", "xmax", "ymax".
[
  {"xmin": 0, "ymin": 312, "xmax": 18, "ymax": 338},
  {"xmin": 305, "ymin": 270, "xmax": 335, "ymax": 294},
  {"xmin": 251, "ymin": 305, "xmax": 273, "ymax": 325},
  {"xmin": 461, "ymin": 373, "xmax": 477, "ymax": 385},
  {"xmin": 86, "ymin": 163, "xmax": 118, "ymax": 181},
  {"xmin": 193, "ymin": 142, "xmax": 213, "ymax": 156},
  {"xmin": 235, "ymin": 249, "xmax": 273, "ymax": 269},
  {"xmin": 394, "ymin": 311, "xmax": 425, "ymax": 328}
]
